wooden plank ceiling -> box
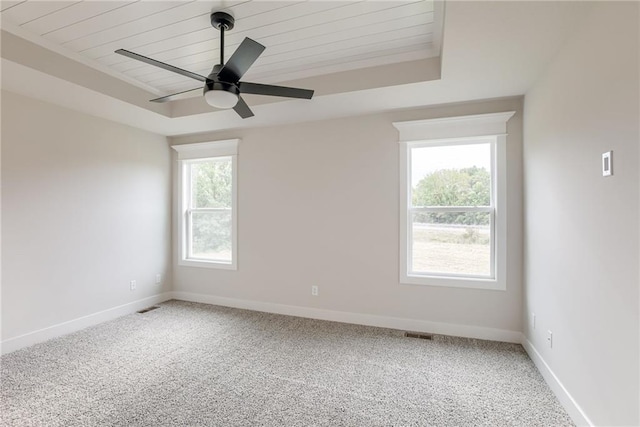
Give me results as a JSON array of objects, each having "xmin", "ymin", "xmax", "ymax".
[{"xmin": 1, "ymin": 1, "xmax": 438, "ymax": 97}]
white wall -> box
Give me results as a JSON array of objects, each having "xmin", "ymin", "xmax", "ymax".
[
  {"xmin": 1, "ymin": 91, "xmax": 172, "ymax": 343},
  {"xmin": 523, "ymin": 2, "xmax": 639, "ymax": 426},
  {"xmin": 170, "ymin": 97, "xmax": 524, "ymax": 339}
]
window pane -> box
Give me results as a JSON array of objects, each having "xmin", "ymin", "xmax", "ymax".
[
  {"xmin": 411, "ymin": 211, "xmax": 491, "ymax": 276},
  {"xmin": 191, "ymin": 159, "xmax": 232, "ymax": 208},
  {"xmin": 411, "ymin": 143, "xmax": 491, "ymax": 207},
  {"xmin": 191, "ymin": 210, "xmax": 232, "ymax": 262}
]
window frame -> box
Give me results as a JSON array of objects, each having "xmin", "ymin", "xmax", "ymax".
[
  {"xmin": 394, "ymin": 112, "xmax": 514, "ymax": 291},
  {"xmin": 172, "ymin": 139, "xmax": 239, "ymax": 270},
  {"xmin": 407, "ymin": 137, "xmax": 496, "ymax": 280}
]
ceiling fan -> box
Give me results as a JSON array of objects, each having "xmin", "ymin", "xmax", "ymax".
[{"xmin": 115, "ymin": 11, "xmax": 314, "ymax": 119}]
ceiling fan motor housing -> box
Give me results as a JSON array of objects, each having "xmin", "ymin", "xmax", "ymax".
[
  {"xmin": 204, "ymin": 81, "xmax": 239, "ymax": 97},
  {"xmin": 204, "ymin": 64, "xmax": 238, "ymax": 99},
  {"xmin": 207, "ymin": 63, "xmax": 223, "ymax": 80}
]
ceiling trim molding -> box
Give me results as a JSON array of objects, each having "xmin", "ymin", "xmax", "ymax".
[
  {"xmin": 1, "ymin": 58, "xmax": 174, "ymax": 135},
  {"xmin": 432, "ymin": 0, "xmax": 446, "ymax": 55},
  {"xmin": 0, "ymin": 20, "xmax": 163, "ymax": 95}
]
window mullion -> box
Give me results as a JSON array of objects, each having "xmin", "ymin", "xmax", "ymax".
[
  {"xmin": 190, "ymin": 207, "xmax": 232, "ymax": 213},
  {"xmin": 411, "ymin": 206, "xmax": 493, "ymax": 213}
]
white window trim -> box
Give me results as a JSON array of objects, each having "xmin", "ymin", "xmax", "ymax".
[
  {"xmin": 172, "ymin": 139, "xmax": 239, "ymax": 270},
  {"xmin": 393, "ymin": 112, "xmax": 515, "ymax": 291}
]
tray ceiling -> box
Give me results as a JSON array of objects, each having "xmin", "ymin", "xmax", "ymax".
[{"xmin": 0, "ymin": 0, "xmax": 440, "ymax": 98}]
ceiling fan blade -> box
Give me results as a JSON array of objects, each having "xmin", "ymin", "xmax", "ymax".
[
  {"xmin": 217, "ymin": 38, "xmax": 265, "ymax": 83},
  {"xmin": 238, "ymin": 82, "xmax": 314, "ymax": 99},
  {"xmin": 115, "ymin": 49, "xmax": 206, "ymax": 82},
  {"xmin": 233, "ymin": 96, "xmax": 254, "ymax": 119},
  {"xmin": 150, "ymin": 87, "xmax": 203, "ymax": 103}
]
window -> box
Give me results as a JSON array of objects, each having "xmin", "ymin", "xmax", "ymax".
[
  {"xmin": 172, "ymin": 140, "xmax": 238, "ymax": 269},
  {"xmin": 394, "ymin": 112, "xmax": 514, "ymax": 290},
  {"xmin": 409, "ymin": 139, "xmax": 494, "ymax": 278}
]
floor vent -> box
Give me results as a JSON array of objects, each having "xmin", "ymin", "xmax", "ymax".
[
  {"xmin": 137, "ymin": 306, "xmax": 160, "ymax": 314},
  {"xmin": 404, "ymin": 332, "xmax": 433, "ymax": 340}
]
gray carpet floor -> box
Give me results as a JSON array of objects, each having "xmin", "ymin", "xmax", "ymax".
[{"xmin": 1, "ymin": 300, "xmax": 574, "ymax": 426}]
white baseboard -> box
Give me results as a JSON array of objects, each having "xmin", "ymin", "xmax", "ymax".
[
  {"xmin": 520, "ymin": 334, "xmax": 593, "ymax": 427},
  {"xmin": 170, "ymin": 291, "xmax": 522, "ymax": 343},
  {"xmin": 1, "ymin": 293, "xmax": 173, "ymax": 355}
]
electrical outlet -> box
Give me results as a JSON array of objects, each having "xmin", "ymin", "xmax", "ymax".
[
  {"xmin": 547, "ymin": 330, "xmax": 553, "ymax": 348},
  {"xmin": 532, "ymin": 313, "xmax": 536, "ymax": 330},
  {"xmin": 130, "ymin": 280, "xmax": 137, "ymax": 291},
  {"xmin": 155, "ymin": 274, "xmax": 162, "ymax": 285},
  {"xmin": 311, "ymin": 285, "xmax": 318, "ymax": 296}
]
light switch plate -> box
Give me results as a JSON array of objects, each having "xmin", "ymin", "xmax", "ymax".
[{"xmin": 602, "ymin": 151, "xmax": 613, "ymax": 176}]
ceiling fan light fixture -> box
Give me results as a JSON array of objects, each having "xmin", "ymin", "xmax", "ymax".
[{"xmin": 204, "ymin": 87, "xmax": 239, "ymax": 109}]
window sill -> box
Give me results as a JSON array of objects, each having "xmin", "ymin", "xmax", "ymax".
[
  {"xmin": 400, "ymin": 274, "xmax": 505, "ymax": 291},
  {"xmin": 178, "ymin": 259, "xmax": 237, "ymax": 270}
]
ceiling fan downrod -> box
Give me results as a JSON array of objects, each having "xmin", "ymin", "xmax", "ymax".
[{"xmin": 211, "ymin": 12, "xmax": 235, "ymax": 66}]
